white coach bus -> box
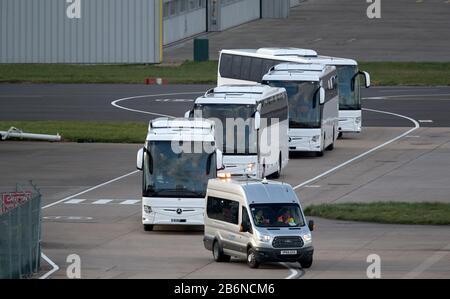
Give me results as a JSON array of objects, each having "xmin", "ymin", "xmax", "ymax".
[
  {"xmin": 136, "ymin": 118, "xmax": 223, "ymax": 231},
  {"xmin": 262, "ymin": 63, "xmax": 339, "ymax": 156},
  {"xmin": 186, "ymin": 85, "xmax": 289, "ymax": 179},
  {"xmin": 217, "ymin": 48, "xmax": 370, "ymax": 135}
]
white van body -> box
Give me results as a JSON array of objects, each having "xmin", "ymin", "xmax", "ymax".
[
  {"xmin": 136, "ymin": 118, "xmax": 223, "ymax": 231},
  {"xmin": 203, "ymin": 178, "xmax": 315, "ymax": 269},
  {"xmin": 189, "ymin": 85, "xmax": 289, "ymax": 179},
  {"xmin": 262, "ymin": 63, "xmax": 339, "ymax": 155},
  {"xmin": 217, "ymin": 48, "xmax": 370, "ymax": 134}
]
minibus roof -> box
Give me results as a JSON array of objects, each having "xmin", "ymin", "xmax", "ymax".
[{"xmin": 208, "ymin": 178, "xmax": 299, "ymax": 205}]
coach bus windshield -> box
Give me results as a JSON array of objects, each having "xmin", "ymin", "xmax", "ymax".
[
  {"xmin": 268, "ymin": 81, "xmax": 321, "ymax": 128},
  {"xmin": 337, "ymin": 65, "xmax": 361, "ymax": 110},
  {"xmin": 194, "ymin": 104, "xmax": 257, "ymax": 155},
  {"xmin": 143, "ymin": 141, "xmax": 216, "ymax": 198}
]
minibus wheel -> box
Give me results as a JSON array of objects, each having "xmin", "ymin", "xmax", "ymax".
[
  {"xmin": 247, "ymin": 248, "xmax": 260, "ymax": 269},
  {"xmin": 213, "ymin": 241, "xmax": 231, "ymax": 263},
  {"xmin": 299, "ymin": 256, "xmax": 313, "ymax": 269}
]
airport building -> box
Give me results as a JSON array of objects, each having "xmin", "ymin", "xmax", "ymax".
[{"xmin": 0, "ymin": 0, "xmax": 302, "ymax": 64}]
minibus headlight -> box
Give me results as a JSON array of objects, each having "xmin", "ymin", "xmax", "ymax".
[
  {"xmin": 311, "ymin": 135, "xmax": 320, "ymax": 143},
  {"xmin": 258, "ymin": 235, "xmax": 272, "ymax": 243},
  {"xmin": 144, "ymin": 205, "xmax": 153, "ymax": 214},
  {"xmin": 302, "ymin": 233, "xmax": 312, "ymax": 242}
]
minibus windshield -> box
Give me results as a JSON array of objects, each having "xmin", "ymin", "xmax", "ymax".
[
  {"xmin": 337, "ymin": 65, "xmax": 361, "ymax": 110},
  {"xmin": 143, "ymin": 141, "xmax": 216, "ymax": 198},
  {"xmin": 250, "ymin": 203, "xmax": 305, "ymax": 228}
]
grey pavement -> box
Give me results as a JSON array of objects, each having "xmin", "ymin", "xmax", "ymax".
[{"xmin": 164, "ymin": 0, "xmax": 450, "ymax": 62}]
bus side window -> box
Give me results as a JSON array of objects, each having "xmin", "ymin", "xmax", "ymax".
[
  {"xmin": 231, "ymin": 55, "xmax": 242, "ymax": 79},
  {"xmin": 241, "ymin": 56, "xmax": 252, "ymax": 81},
  {"xmin": 220, "ymin": 54, "xmax": 233, "ymax": 78},
  {"xmin": 250, "ymin": 58, "xmax": 263, "ymax": 82}
]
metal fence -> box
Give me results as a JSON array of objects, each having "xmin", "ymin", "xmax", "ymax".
[{"xmin": 0, "ymin": 182, "xmax": 42, "ymax": 279}]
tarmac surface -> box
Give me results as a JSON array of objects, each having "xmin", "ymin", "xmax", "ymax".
[
  {"xmin": 164, "ymin": 0, "xmax": 450, "ymax": 62},
  {"xmin": 1, "ymin": 84, "xmax": 449, "ymax": 279}
]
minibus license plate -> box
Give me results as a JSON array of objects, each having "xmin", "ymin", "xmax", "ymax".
[{"xmin": 280, "ymin": 250, "xmax": 297, "ymax": 255}]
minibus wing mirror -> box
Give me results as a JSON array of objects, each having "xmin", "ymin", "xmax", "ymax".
[
  {"xmin": 308, "ymin": 220, "xmax": 315, "ymax": 232},
  {"xmin": 136, "ymin": 148, "xmax": 144, "ymax": 171}
]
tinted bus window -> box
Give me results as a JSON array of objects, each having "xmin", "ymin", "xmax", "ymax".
[
  {"xmin": 231, "ymin": 55, "xmax": 242, "ymax": 79},
  {"xmin": 241, "ymin": 56, "xmax": 252, "ymax": 81},
  {"xmin": 219, "ymin": 54, "xmax": 233, "ymax": 77},
  {"xmin": 250, "ymin": 58, "xmax": 263, "ymax": 82}
]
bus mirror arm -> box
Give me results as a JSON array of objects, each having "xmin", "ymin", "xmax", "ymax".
[{"xmin": 360, "ymin": 71, "xmax": 371, "ymax": 88}]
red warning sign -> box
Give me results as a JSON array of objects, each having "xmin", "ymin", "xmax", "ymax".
[{"xmin": 1, "ymin": 192, "xmax": 32, "ymax": 214}]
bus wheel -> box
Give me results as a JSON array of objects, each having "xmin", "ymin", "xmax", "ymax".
[
  {"xmin": 247, "ymin": 248, "xmax": 260, "ymax": 269},
  {"xmin": 338, "ymin": 132, "xmax": 343, "ymax": 139},
  {"xmin": 213, "ymin": 241, "xmax": 231, "ymax": 263},
  {"xmin": 144, "ymin": 224, "xmax": 154, "ymax": 232}
]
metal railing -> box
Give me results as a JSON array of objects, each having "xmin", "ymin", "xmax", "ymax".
[{"xmin": 0, "ymin": 182, "xmax": 42, "ymax": 279}]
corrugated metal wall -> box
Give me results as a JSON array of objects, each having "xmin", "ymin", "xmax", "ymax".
[
  {"xmin": 163, "ymin": 0, "xmax": 207, "ymax": 45},
  {"xmin": 0, "ymin": 0, "xmax": 161, "ymax": 63},
  {"xmin": 218, "ymin": 0, "xmax": 260, "ymax": 31},
  {"xmin": 261, "ymin": 0, "xmax": 290, "ymax": 19}
]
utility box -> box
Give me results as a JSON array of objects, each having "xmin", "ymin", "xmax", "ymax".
[
  {"xmin": 194, "ymin": 39, "xmax": 210, "ymax": 62},
  {"xmin": 261, "ymin": 0, "xmax": 290, "ymax": 19}
]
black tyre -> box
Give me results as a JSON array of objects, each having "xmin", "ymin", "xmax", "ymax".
[
  {"xmin": 144, "ymin": 224, "xmax": 154, "ymax": 232},
  {"xmin": 247, "ymin": 248, "xmax": 260, "ymax": 269},
  {"xmin": 213, "ymin": 241, "xmax": 231, "ymax": 263},
  {"xmin": 338, "ymin": 132, "xmax": 343, "ymax": 139},
  {"xmin": 299, "ymin": 256, "xmax": 313, "ymax": 269},
  {"xmin": 316, "ymin": 150, "xmax": 324, "ymax": 157}
]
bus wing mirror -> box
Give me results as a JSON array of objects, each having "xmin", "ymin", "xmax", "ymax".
[
  {"xmin": 319, "ymin": 87, "xmax": 326, "ymax": 105},
  {"xmin": 255, "ymin": 111, "xmax": 261, "ymax": 130},
  {"xmin": 184, "ymin": 110, "xmax": 191, "ymax": 119},
  {"xmin": 361, "ymin": 71, "xmax": 371, "ymax": 88},
  {"xmin": 216, "ymin": 149, "xmax": 224, "ymax": 170},
  {"xmin": 136, "ymin": 148, "xmax": 144, "ymax": 171}
]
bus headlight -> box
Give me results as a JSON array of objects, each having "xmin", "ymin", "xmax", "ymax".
[
  {"xmin": 258, "ymin": 235, "xmax": 272, "ymax": 243},
  {"xmin": 144, "ymin": 205, "xmax": 153, "ymax": 214},
  {"xmin": 311, "ymin": 135, "xmax": 320, "ymax": 143},
  {"xmin": 246, "ymin": 163, "xmax": 255, "ymax": 174}
]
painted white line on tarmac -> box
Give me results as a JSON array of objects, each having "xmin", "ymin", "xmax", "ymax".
[
  {"xmin": 280, "ymin": 263, "xmax": 300, "ymax": 279},
  {"xmin": 39, "ymin": 253, "xmax": 60, "ymax": 280},
  {"xmin": 92, "ymin": 199, "xmax": 113, "ymax": 205},
  {"xmin": 120, "ymin": 200, "xmax": 141, "ymax": 205},
  {"xmin": 111, "ymin": 92, "xmax": 203, "ymax": 118},
  {"xmin": 64, "ymin": 199, "xmax": 86, "ymax": 204},
  {"xmin": 39, "ymin": 170, "xmax": 139, "ymax": 279},
  {"xmin": 292, "ymin": 108, "xmax": 420, "ymax": 191},
  {"xmin": 403, "ymin": 242, "xmax": 450, "ymax": 279},
  {"xmin": 363, "ymin": 93, "xmax": 450, "ymax": 100}
]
